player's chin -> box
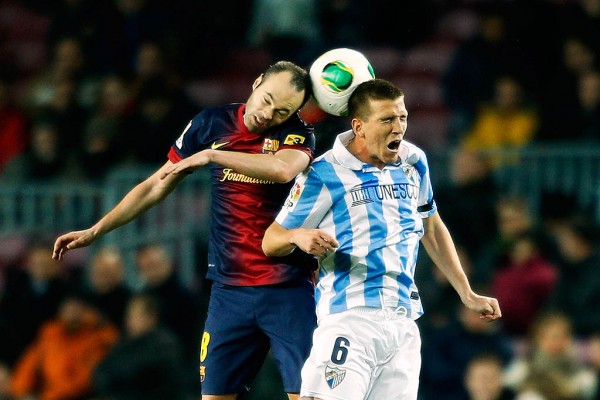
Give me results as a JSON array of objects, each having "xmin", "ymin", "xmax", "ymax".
[{"xmin": 249, "ymin": 124, "xmax": 267, "ymax": 134}]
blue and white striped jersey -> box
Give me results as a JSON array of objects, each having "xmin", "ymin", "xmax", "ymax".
[{"xmin": 275, "ymin": 130, "xmax": 437, "ymax": 320}]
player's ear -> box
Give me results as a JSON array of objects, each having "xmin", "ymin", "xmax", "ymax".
[
  {"xmin": 252, "ymin": 74, "xmax": 264, "ymax": 91},
  {"xmin": 352, "ymin": 118, "xmax": 364, "ymax": 138}
]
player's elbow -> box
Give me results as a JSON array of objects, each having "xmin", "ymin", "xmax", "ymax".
[
  {"xmin": 269, "ymin": 166, "xmax": 297, "ymax": 183},
  {"xmin": 262, "ymin": 225, "xmax": 287, "ymax": 257},
  {"xmin": 262, "ymin": 237, "xmax": 277, "ymax": 257},
  {"xmin": 261, "ymin": 241, "xmax": 273, "ymax": 257},
  {"xmin": 262, "ymin": 229, "xmax": 276, "ymax": 256}
]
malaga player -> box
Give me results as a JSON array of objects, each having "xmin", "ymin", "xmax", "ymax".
[
  {"xmin": 53, "ymin": 61, "xmax": 318, "ymax": 400},
  {"xmin": 262, "ymin": 79, "xmax": 501, "ymax": 400}
]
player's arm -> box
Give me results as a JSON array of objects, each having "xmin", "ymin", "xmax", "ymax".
[
  {"xmin": 262, "ymin": 221, "xmax": 338, "ymax": 257},
  {"xmin": 52, "ymin": 161, "xmax": 186, "ymax": 260},
  {"xmin": 421, "ymin": 212, "xmax": 502, "ymax": 321},
  {"xmin": 160, "ymin": 148, "xmax": 310, "ymax": 183}
]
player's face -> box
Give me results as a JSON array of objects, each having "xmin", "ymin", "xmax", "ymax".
[
  {"xmin": 353, "ymin": 96, "xmax": 408, "ymax": 169},
  {"xmin": 244, "ymin": 71, "xmax": 305, "ymax": 134}
]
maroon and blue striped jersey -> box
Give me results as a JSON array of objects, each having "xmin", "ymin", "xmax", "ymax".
[{"xmin": 168, "ymin": 103, "xmax": 317, "ymax": 286}]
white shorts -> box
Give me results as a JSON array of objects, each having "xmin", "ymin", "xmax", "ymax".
[{"xmin": 300, "ymin": 306, "xmax": 421, "ymax": 400}]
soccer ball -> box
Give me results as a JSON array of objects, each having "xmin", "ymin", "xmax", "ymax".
[{"xmin": 309, "ymin": 48, "xmax": 375, "ymax": 117}]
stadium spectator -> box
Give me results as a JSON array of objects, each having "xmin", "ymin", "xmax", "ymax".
[
  {"xmin": 545, "ymin": 217, "xmax": 600, "ymax": 337},
  {"xmin": 99, "ymin": 0, "xmax": 176, "ymax": 76},
  {"xmin": 127, "ymin": 76, "xmax": 197, "ymax": 165},
  {"xmin": 587, "ymin": 332, "xmax": 600, "ymax": 400},
  {"xmin": 45, "ymin": 0, "xmax": 111, "ymax": 74},
  {"xmin": 134, "ymin": 243, "xmax": 201, "ymax": 364},
  {"xmin": 504, "ymin": 311, "xmax": 597, "ymax": 400},
  {"xmin": 79, "ymin": 74, "xmax": 133, "ymax": 180},
  {"xmin": 441, "ymin": 10, "xmax": 528, "ymax": 143},
  {"xmin": 0, "ymin": 362, "xmax": 12, "ymax": 400},
  {"xmin": 79, "ymin": 246, "xmax": 131, "ymax": 330},
  {"xmin": 23, "ymin": 36, "xmax": 97, "ymax": 115},
  {"xmin": 9, "ymin": 292, "xmax": 119, "ymax": 400},
  {"xmin": 474, "ymin": 195, "xmax": 551, "ymax": 287},
  {"xmin": 490, "ymin": 231, "xmax": 558, "ymax": 337},
  {"xmin": 463, "ymin": 352, "xmax": 515, "ymax": 400},
  {"xmin": 460, "ymin": 75, "xmax": 539, "ymax": 153},
  {"xmin": 421, "ymin": 303, "xmax": 513, "ymax": 400},
  {"xmin": 0, "ymin": 119, "xmax": 76, "ymax": 182},
  {"xmin": 572, "ymin": 69, "xmax": 600, "ymax": 142},
  {"xmin": 0, "ymin": 78, "xmax": 28, "ymax": 173},
  {"xmin": 0, "ymin": 237, "xmax": 70, "ymax": 366},
  {"xmin": 537, "ymin": 36, "xmax": 597, "ymax": 143},
  {"xmin": 92, "ymin": 294, "xmax": 186, "ymax": 400},
  {"xmin": 434, "ymin": 148, "xmax": 498, "ymax": 268},
  {"xmin": 556, "ymin": 0, "xmax": 600, "ymax": 57},
  {"xmin": 246, "ymin": 0, "xmax": 322, "ymax": 65}
]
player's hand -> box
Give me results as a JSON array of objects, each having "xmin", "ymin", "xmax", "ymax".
[
  {"xmin": 290, "ymin": 229, "xmax": 339, "ymax": 257},
  {"xmin": 160, "ymin": 150, "xmax": 211, "ymax": 180},
  {"xmin": 462, "ymin": 293, "xmax": 502, "ymax": 321},
  {"xmin": 52, "ymin": 229, "xmax": 97, "ymax": 261}
]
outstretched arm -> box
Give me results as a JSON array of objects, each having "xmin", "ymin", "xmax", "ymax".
[
  {"xmin": 53, "ymin": 160, "xmax": 186, "ymax": 260},
  {"xmin": 262, "ymin": 221, "xmax": 338, "ymax": 257},
  {"xmin": 420, "ymin": 212, "xmax": 502, "ymax": 321},
  {"xmin": 160, "ymin": 148, "xmax": 311, "ymax": 183}
]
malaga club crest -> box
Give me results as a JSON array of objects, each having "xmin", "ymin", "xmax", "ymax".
[{"xmin": 325, "ymin": 365, "xmax": 346, "ymax": 389}]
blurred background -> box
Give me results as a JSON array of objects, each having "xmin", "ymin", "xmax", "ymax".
[{"xmin": 1, "ymin": 0, "xmax": 600, "ymax": 399}]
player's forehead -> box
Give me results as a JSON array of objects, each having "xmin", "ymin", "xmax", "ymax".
[
  {"xmin": 259, "ymin": 71, "xmax": 305, "ymax": 110},
  {"xmin": 367, "ymin": 97, "xmax": 407, "ymax": 118}
]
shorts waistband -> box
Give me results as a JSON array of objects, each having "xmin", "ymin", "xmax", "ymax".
[{"xmin": 352, "ymin": 306, "xmax": 409, "ymax": 319}]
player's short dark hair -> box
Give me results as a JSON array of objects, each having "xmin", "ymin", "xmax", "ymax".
[
  {"xmin": 262, "ymin": 61, "xmax": 312, "ymax": 108},
  {"xmin": 348, "ymin": 78, "xmax": 404, "ymax": 120}
]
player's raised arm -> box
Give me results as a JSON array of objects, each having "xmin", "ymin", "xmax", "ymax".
[
  {"xmin": 52, "ymin": 160, "xmax": 186, "ymax": 261},
  {"xmin": 161, "ymin": 147, "xmax": 311, "ymax": 184}
]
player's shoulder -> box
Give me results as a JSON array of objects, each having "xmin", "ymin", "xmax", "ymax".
[
  {"xmin": 272, "ymin": 113, "xmax": 315, "ymax": 149},
  {"xmin": 278, "ymin": 113, "xmax": 314, "ymax": 136},
  {"xmin": 305, "ymin": 150, "xmax": 336, "ymax": 179}
]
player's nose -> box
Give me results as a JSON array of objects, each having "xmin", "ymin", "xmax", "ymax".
[
  {"xmin": 391, "ymin": 117, "xmax": 405, "ymax": 134},
  {"xmin": 264, "ymin": 107, "xmax": 274, "ymax": 120}
]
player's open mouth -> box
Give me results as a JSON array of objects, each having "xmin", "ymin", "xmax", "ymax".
[{"xmin": 387, "ymin": 140, "xmax": 401, "ymax": 152}]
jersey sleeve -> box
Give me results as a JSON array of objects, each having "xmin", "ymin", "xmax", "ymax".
[
  {"xmin": 276, "ymin": 167, "xmax": 331, "ymax": 229},
  {"xmin": 168, "ymin": 110, "xmax": 212, "ymax": 162},
  {"xmin": 414, "ymin": 149, "xmax": 437, "ymax": 218}
]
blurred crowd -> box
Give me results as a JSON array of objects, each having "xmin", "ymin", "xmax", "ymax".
[{"xmin": 1, "ymin": 0, "xmax": 600, "ymax": 399}]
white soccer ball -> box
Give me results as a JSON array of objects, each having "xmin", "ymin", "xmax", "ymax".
[{"xmin": 309, "ymin": 48, "xmax": 376, "ymax": 117}]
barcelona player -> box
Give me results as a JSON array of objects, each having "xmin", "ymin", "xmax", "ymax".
[{"xmin": 53, "ymin": 61, "xmax": 318, "ymax": 400}]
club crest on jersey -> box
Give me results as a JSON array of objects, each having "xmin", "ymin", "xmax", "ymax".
[
  {"xmin": 403, "ymin": 165, "xmax": 419, "ymax": 185},
  {"xmin": 284, "ymin": 181, "xmax": 304, "ymax": 211},
  {"xmin": 325, "ymin": 366, "xmax": 346, "ymax": 389},
  {"xmin": 283, "ymin": 134, "xmax": 305, "ymax": 145},
  {"xmin": 262, "ymin": 138, "xmax": 280, "ymax": 154}
]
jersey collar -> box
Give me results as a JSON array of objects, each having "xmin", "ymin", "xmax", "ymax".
[
  {"xmin": 332, "ymin": 130, "xmax": 405, "ymax": 171},
  {"xmin": 237, "ymin": 104, "xmax": 252, "ymax": 135}
]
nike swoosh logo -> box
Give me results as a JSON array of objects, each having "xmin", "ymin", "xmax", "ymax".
[{"xmin": 211, "ymin": 141, "xmax": 229, "ymax": 150}]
